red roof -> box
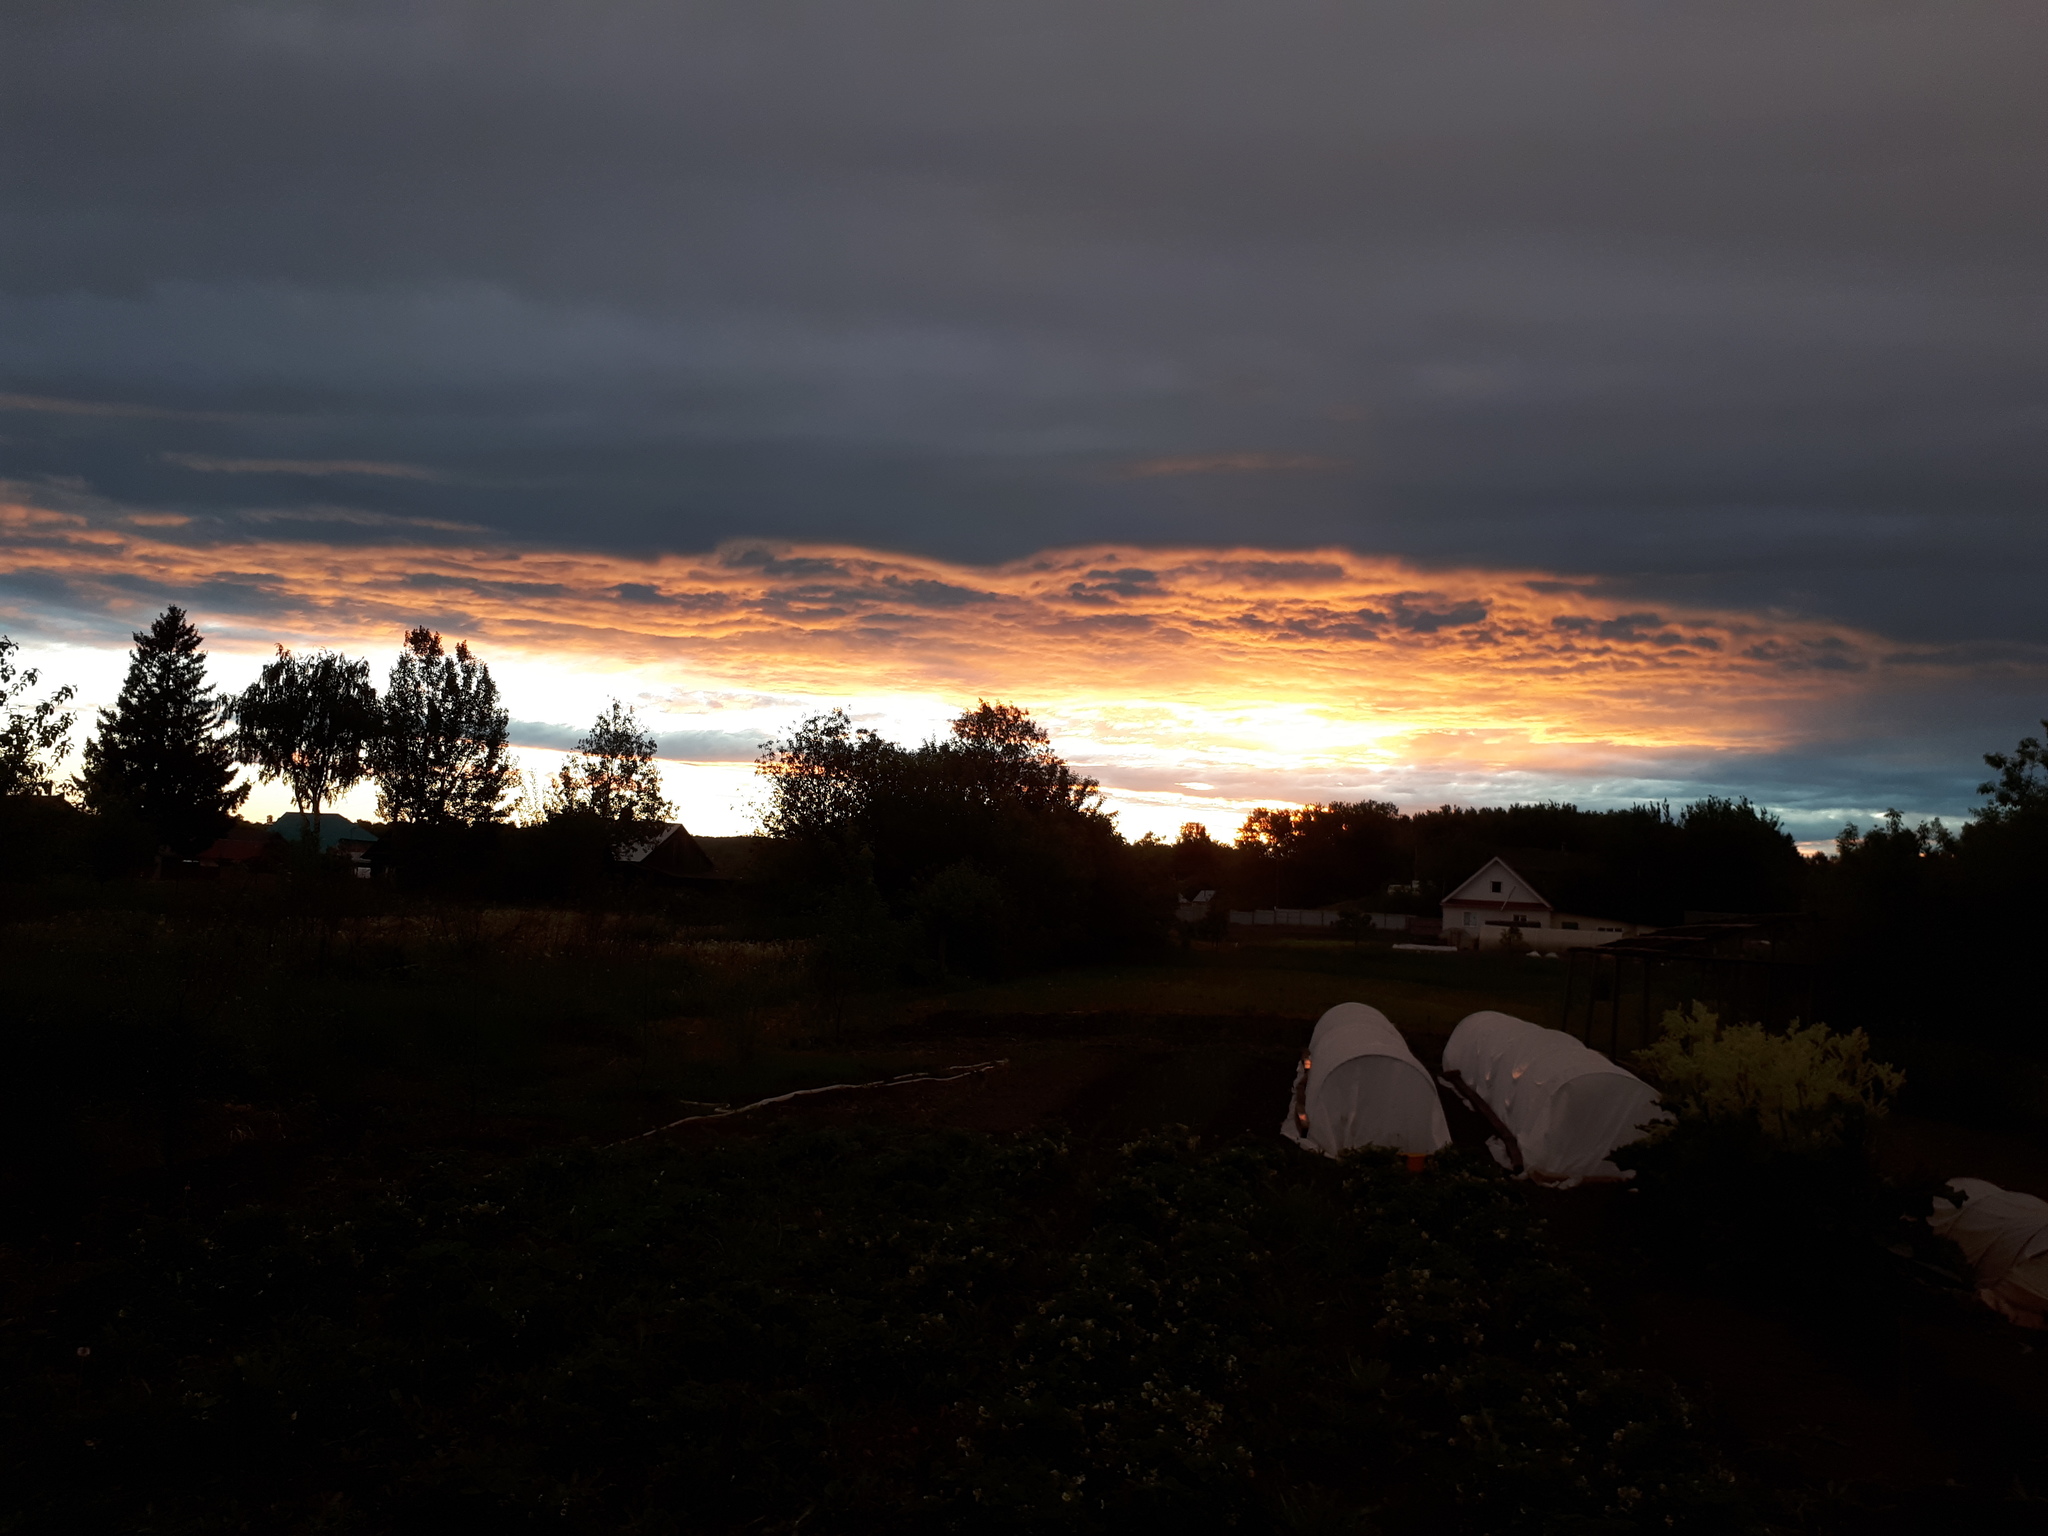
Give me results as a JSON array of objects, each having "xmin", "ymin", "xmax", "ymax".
[{"xmin": 198, "ymin": 836, "xmax": 283, "ymax": 864}]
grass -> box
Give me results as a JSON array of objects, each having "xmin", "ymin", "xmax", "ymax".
[
  {"xmin": 914, "ymin": 942, "xmax": 1570, "ymax": 1035},
  {"xmin": 0, "ymin": 883, "xmax": 860, "ymax": 1184},
  {"xmin": 3, "ymin": 1128, "xmax": 1744, "ymax": 1534},
  {"xmin": 12, "ymin": 879, "xmax": 2043, "ymax": 1531},
  {"xmin": 1, "ymin": 893, "xmax": 1571, "ymax": 1203}
]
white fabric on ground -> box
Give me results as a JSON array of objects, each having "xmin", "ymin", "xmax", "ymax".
[
  {"xmin": 1929, "ymin": 1178, "xmax": 2048, "ymax": 1327},
  {"xmin": 1442, "ymin": 1010, "xmax": 1668, "ymax": 1186},
  {"xmin": 1281, "ymin": 1002, "xmax": 1451, "ymax": 1156}
]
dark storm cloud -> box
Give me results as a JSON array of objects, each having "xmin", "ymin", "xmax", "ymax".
[
  {"xmin": 3, "ymin": 0, "xmax": 2045, "ymax": 817},
  {"xmin": 1390, "ymin": 596, "xmax": 1489, "ymax": 635}
]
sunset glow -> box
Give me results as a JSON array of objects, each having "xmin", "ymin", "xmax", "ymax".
[
  {"xmin": 0, "ymin": 487, "xmax": 1932, "ymax": 837},
  {"xmin": 9, "ymin": 8, "xmax": 2048, "ymax": 1521}
]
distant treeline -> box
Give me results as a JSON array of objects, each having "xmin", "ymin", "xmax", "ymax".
[
  {"xmin": 1185, "ymin": 743, "xmax": 2048, "ymax": 1043},
  {"xmin": 1210, "ymin": 765, "xmax": 2048, "ymax": 933},
  {"xmin": 4, "ymin": 606, "xmax": 2046, "ymax": 1015},
  {"xmin": 1176, "ymin": 795, "xmax": 1806, "ymax": 925}
]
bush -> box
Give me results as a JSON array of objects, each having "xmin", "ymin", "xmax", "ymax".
[
  {"xmin": 1633, "ymin": 1003, "xmax": 1904, "ymax": 1147},
  {"xmin": 1620, "ymin": 1007, "xmax": 1917, "ymax": 1360}
]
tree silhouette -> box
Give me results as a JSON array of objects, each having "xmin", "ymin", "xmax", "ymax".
[
  {"xmin": 0, "ymin": 634, "xmax": 77, "ymax": 797},
  {"xmin": 548, "ymin": 699, "xmax": 672, "ymax": 831},
  {"xmin": 1977, "ymin": 721, "xmax": 2048, "ymax": 821},
  {"xmin": 370, "ymin": 627, "xmax": 514, "ymax": 825},
  {"xmin": 754, "ymin": 708, "xmax": 894, "ymax": 842},
  {"xmin": 233, "ymin": 647, "xmax": 378, "ymax": 845},
  {"xmin": 75, "ymin": 606, "xmax": 246, "ymax": 852},
  {"xmin": 753, "ymin": 700, "xmax": 1142, "ymax": 974},
  {"xmin": 943, "ymin": 699, "xmax": 1101, "ymax": 813},
  {"xmin": 1234, "ymin": 800, "xmax": 1406, "ymax": 908}
]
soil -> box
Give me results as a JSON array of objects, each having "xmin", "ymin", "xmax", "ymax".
[
  {"xmin": 22, "ymin": 1004, "xmax": 2048, "ymax": 1530},
  {"xmin": 644, "ymin": 1012, "xmax": 2048, "ymax": 1531}
]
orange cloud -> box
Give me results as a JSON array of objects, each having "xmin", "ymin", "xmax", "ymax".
[
  {"xmin": 28, "ymin": 482, "xmax": 2033, "ymax": 836},
  {"xmin": 0, "ymin": 491, "xmax": 1902, "ymax": 769}
]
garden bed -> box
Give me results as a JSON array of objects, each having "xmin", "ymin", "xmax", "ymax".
[{"xmin": 5, "ymin": 1128, "xmax": 1742, "ymax": 1534}]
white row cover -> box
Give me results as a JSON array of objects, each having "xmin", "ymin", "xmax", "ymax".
[
  {"xmin": 1442, "ymin": 1011, "xmax": 1668, "ymax": 1186},
  {"xmin": 1930, "ymin": 1179, "xmax": 2048, "ymax": 1328},
  {"xmin": 1281, "ymin": 1002, "xmax": 1451, "ymax": 1157}
]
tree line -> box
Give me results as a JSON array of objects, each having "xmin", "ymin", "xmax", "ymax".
[
  {"xmin": 1171, "ymin": 793, "xmax": 1809, "ymax": 927},
  {"xmin": 6, "ymin": 602, "xmax": 2046, "ymax": 1008},
  {"xmin": 1175, "ymin": 752, "xmax": 2047, "ymax": 941},
  {"xmin": 0, "ymin": 606, "xmax": 671, "ymax": 858}
]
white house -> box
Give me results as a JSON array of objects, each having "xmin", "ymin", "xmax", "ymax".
[{"xmin": 1439, "ymin": 857, "xmax": 1640, "ymax": 951}]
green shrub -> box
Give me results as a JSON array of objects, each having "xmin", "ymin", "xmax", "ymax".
[
  {"xmin": 1633, "ymin": 1003, "xmax": 1903, "ymax": 1147},
  {"xmin": 1617, "ymin": 1011, "xmax": 1920, "ymax": 1375}
]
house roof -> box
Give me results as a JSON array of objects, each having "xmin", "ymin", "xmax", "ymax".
[
  {"xmin": 615, "ymin": 821, "xmax": 684, "ymax": 862},
  {"xmin": 270, "ymin": 812, "xmax": 379, "ymax": 852},
  {"xmin": 614, "ymin": 821, "xmax": 718, "ymax": 878},
  {"xmin": 1441, "ymin": 856, "xmax": 1552, "ymax": 911}
]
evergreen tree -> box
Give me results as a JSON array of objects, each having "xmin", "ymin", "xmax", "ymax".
[
  {"xmin": 369, "ymin": 627, "xmax": 514, "ymax": 825},
  {"xmin": 0, "ymin": 634, "xmax": 78, "ymax": 797},
  {"xmin": 547, "ymin": 699, "xmax": 672, "ymax": 830},
  {"xmin": 233, "ymin": 647, "xmax": 378, "ymax": 844},
  {"xmin": 75, "ymin": 606, "xmax": 247, "ymax": 851}
]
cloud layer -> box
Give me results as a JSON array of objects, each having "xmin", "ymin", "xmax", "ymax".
[
  {"xmin": 5, "ymin": 481, "xmax": 2036, "ymax": 838},
  {"xmin": 0, "ymin": 490, "xmax": 1881, "ymax": 734},
  {"xmin": 2, "ymin": 1, "xmax": 2046, "ymax": 651},
  {"xmin": 3, "ymin": 3, "xmax": 2044, "ymax": 834}
]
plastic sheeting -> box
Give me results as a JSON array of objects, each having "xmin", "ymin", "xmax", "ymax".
[
  {"xmin": 1929, "ymin": 1178, "xmax": 2048, "ymax": 1328},
  {"xmin": 1281, "ymin": 1002, "xmax": 1451, "ymax": 1157},
  {"xmin": 1441, "ymin": 1010, "xmax": 1668, "ymax": 1186}
]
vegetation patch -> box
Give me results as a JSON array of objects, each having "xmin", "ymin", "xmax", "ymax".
[
  {"xmin": 1635, "ymin": 1004, "xmax": 1905, "ymax": 1148},
  {"xmin": 6, "ymin": 1129, "xmax": 1744, "ymax": 1534}
]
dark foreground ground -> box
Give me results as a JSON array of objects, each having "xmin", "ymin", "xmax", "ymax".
[{"xmin": 5, "ymin": 917, "xmax": 2046, "ymax": 1533}]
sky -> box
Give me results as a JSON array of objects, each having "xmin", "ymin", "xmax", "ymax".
[{"xmin": 3, "ymin": 1, "xmax": 2044, "ymax": 843}]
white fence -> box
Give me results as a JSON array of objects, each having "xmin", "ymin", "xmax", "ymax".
[
  {"xmin": 1464, "ymin": 922, "xmax": 1630, "ymax": 952},
  {"xmin": 1228, "ymin": 909, "xmax": 1416, "ymax": 931}
]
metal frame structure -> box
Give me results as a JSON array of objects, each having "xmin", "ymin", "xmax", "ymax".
[{"xmin": 1561, "ymin": 916, "xmax": 1817, "ymax": 1060}]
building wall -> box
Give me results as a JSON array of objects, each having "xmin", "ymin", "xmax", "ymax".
[
  {"xmin": 1447, "ymin": 912, "xmax": 1635, "ymax": 951},
  {"xmin": 1441, "ymin": 901, "xmax": 1550, "ymax": 941},
  {"xmin": 1550, "ymin": 911, "xmax": 1636, "ymax": 938},
  {"xmin": 1443, "ymin": 859, "xmax": 1549, "ymax": 909},
  {"xmin": 1476, "ymin": 925, "xmax": 1629, "ymax": 953},
  {"xmin": 1226, "ymin": 909, "xmax": 1426, "ymax": 933},
  {"xmin": 1439, "ymin": 856, "xmax": 1639, "ymax": 952}
]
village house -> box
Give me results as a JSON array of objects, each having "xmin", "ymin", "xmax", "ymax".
[
  {"xmin": 194, "ymin": 825, "xmax": 288, "ymax": 877},
  {"xmin": 1439, "ymin": 855, "xmax": 1640, "ymax": 951},
  {"xmin": 614, "ymin": 820, "xmax": 721, "ymax": 881},
  {"xmin": 270, "ymin": 812, "xmax": 380, "ymax": 877}
]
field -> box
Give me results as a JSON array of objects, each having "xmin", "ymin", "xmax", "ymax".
[
  {"xmin": 4, "ymin": 886, "xmax": 2046, "ymax": 1533},
  {"xmin": 914, "ymin": 941, "xmax": 1570, "ymax": 1035}
]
